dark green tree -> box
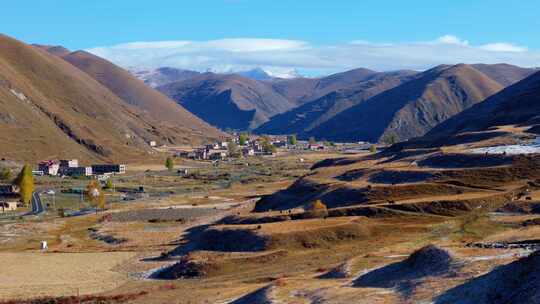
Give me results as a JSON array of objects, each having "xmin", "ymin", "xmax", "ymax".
[
  {"xmin": 238, "ymin": 133, "xmax": 248, "ymax": 146},
  {"xmin": 0, "ymin": 168, "xmax": 12, "ymax": 181},
  {"xmin": 165, "ymin": 157, "xmax": 174, "ymax": 171},
  {"xmin": 287, "ymin": 134, "xmax": 298, "ymax": 145}
]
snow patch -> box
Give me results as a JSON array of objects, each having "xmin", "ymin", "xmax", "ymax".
[{"xmin": 469, "ymin": 138, "xmax": 540, "ymax": 155}]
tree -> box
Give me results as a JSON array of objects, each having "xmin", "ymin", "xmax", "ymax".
[
  {"xmin": 104, "ymin": 179, "xmax": 113, "ymax": 190},
  {"xmin": 14, "ymin": 164, "xmax": 34, "ymax": 206},
  {"xmin": 165, "ymin": 157, "xmax": 174, "ymax": 171},
  {"xmin": 309, "ymin": 137, "xmax": 317, "ymax": 145},
  {"xmin": 0, "ymin": 168, "xmax": 11, "ymax": 181},
  {"xmin": 261, "ymin": 136, "xmax": 277, "ymax": 154},
  {"xmin": 85, "ymin": 180, "xmax": 106, "ymax": 210},
  {"xmin": 305, "ymin": 200, "xmax": 328, "ymax": 218},
  {"xmin": 238, "ymin": 133, "xmax": 248, "ymax": 146},
  {"xmin": 369, "ymin": 144, "xmax": 377, "ymax": 153},
  {"xmin": 228, "ymin": 141, "xmax": 240, "ymax": 157},
  {"xmin": 287, "ymin": 134, "xmax": 297, "ymax": 146}
]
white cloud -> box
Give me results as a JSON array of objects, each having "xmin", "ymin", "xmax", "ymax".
[
  {"xmin": 435, "ymin": 35, "xmax": 469, "ymax": 45},
  {"xmin": 479, "ymin": 43, "xmax": 528, "ymax": 53},
  {"xmin": 86, "ymin": 35, "xmax": 540, "ymax": 76}
]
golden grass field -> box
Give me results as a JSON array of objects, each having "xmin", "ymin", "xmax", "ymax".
[{"xmin": 0, "ymin": 252, "xmax": 135, "ymax": 299}]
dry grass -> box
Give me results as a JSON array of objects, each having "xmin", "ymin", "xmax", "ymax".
[{"xmin": 0, "ymin": 252, "xmax": 135, "ymax": 300}]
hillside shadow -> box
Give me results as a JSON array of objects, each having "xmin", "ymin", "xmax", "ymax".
[
  {"xmin": 434, "ymin": 251, "xmax": 540, "ymax": 304},
  {"xmin": 354, "ymin": 246, "xmax": 461, "ymax": 298}
]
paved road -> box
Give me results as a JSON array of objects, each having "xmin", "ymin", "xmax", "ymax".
[{"xmin": 30, "ymin": 192, "xmax": 44, "ymax": 215}]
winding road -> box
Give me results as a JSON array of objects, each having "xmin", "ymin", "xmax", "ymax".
[{"xmin": 30, "ymin": 192, "xmax": 44, "ymax": 215}]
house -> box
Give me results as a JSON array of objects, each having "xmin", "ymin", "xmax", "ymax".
[
  {"xmin": 308, "ymin": 144, "xmax": 325, "ymax": 151},
  {"xmin": 59, "ymin": 159, "xmax": 78, "ymax": 168},
  {"xmin": 194, "ymin": 148, "xmax": 209, "ymax": 160},
  {"xmin": 60, "ymin": 166, "xmax": 92, "ymax": 177},
  {"xmin": 0, "ymin": 184, "xmax": 19, "ymax": 195},
  {"xmin": 32, "ymin": 170, "xmax": 45, "ymax": 176},
  {"xmin": 273, "ymin": 141, "xmax": 288, "ymax": 148},
  {"xmin": 220, "ymin": 142, "xmax": 229, "ymax": 149},
  {"xmin": 38, "ymin": 160, "xmax": 60, "ymax": 176},
  {"xmin": 242, "ymin": 147, "xmax": 255, "ymax": 157},
  {"xmin": 0, "ymin": 184, "xmax": 20, "ymax": 212},
  {"xmin": 177, "ymin": 168, "xmax": 189, "ymax": 176},
  {"xmin": 209, "ymin": 151, "xmax": 227, "ymax": 160},
  {"xmin": 0, "ymin": 195, "xmax": 18, "ymax": 212},
  {"xmin": 206, "ymin": 143, "xmax": 221, "ymax": 150},
  {"xmin": 149, "ymin": 141, "xmax": 157, "ymax": 147},
  {"xmin": 91, "ymin": 164, "xmax": 126, "ymax": 175}
]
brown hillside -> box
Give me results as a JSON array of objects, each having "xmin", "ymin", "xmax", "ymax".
[
  {"xmin": 426, "ymin": 70, "xmax": 540, "ymax": 139},
  {"xmin": 0, "ymin": 34, "xmax": 212, "ymax": 162},
  {"xmin": 471, "ymin": 63, "xmax": 538, "ymax": 87},
  {"xmin": 57, "ymin": 50, "xmax": 222, "ymax": 141},
  {"xmin": 307, "ymin": 64, "xmax": 503, "ymax": 142},
  {"xmin": 158, "ymin": 73, "xmax": 296, "ymax": 130},
  {"xmin": 255, "ymin": 70, "xmax": 417, "ymax": 135}
]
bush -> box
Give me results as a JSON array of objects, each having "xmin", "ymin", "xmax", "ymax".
[
  {"xmin": 304, "ymin": 200, "xmax": 328, "ymax": 219},
  {"xmin": 0, "ymin": 168, "xmax": 11, "ymax": 181}
]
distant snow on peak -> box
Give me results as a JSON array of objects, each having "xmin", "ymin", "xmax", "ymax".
[{"xmin": 89, "ymin": 36, "xmax": 540, "ymax": 75}]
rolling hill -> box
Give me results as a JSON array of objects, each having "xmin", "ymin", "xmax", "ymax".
[
  {"xmin": 303, "ymin": 64, "xmax": 506, "ymax": 142},
  {"xmin": 470, "ymin": 63, "xmax": 538, "ymax": 87},
  {"xmin": 0, "ymin": 34, "xmax": 220, "ymax": 162},
  {"xmin": 157, "ymin": 68, "xmax": 417, "ymax": 131},
  {"xmin": 158, "ymin": 73, "xmax": 296, "ymax": 130},
  {"xmin": 426, "ymin": 70, "xmax": 540, "ymax": 139},
  {"xmin": 52, "ymin": 49, "xmax": 222, "ymax": 140},
  {"xmin": 255, "ymin": 70, "xmax": 417, "ymax": 135}
]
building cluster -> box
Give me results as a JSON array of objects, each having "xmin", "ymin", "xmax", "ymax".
[
  {"xmin": 177, "ymin": 135, "xmax": 288, "ymax": 161},
  {"xmin": 37, "ymin": 159, "xmax": 126, "ymax": 178},
  {"xmin": 0, "ymin": 184, "xmax": 19, "ymax": 212}
]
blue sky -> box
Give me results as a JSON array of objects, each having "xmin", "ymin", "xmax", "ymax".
[{"xmin": 4, "ymin": 1, "xmax": 540, "ymax": 75}]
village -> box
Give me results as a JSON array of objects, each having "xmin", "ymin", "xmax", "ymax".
[
  {"xmin": 0, "ymin": 131, "xmax": 377, "ymax": 219},
  {"xmin": 173, "ymin": 133, "xmax": 373, "ymax": 161}
]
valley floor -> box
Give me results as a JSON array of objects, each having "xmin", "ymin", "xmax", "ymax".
[{"xmin": 2, "ymin": 137, "xmax": 540, "ymax": 303}]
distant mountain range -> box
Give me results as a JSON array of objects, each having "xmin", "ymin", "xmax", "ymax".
[
  {"xmin": 134, "ymin": 64, "xmax": 536, "ymax": 142},
  {"xmin": 6, "ymin": 31, "xmax": 539, "ymax": 164},
  {"xmin": 0, "ymin": 34, "xmax": 223, "ymax": 162}
]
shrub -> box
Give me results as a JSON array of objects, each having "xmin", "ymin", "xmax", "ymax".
[
  {"xmin": 0, "ymin": 168, "xmax": 11, "ymax": 181},
  {"xmin": 304, "ymin": 200, "xmax": 328, "ymax": 219}
]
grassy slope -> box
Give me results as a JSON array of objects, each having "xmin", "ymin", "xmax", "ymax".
[
  {"xmin": 59, "ymin": 50, "xmax": 223, "ymax": 143},
  {"xmin": 308, "ymin": 64, "xmax": 503, "ymax": 142},
  {"xmin": 0, "ymin": 34, "xmax": 198, "ymax": 162}
]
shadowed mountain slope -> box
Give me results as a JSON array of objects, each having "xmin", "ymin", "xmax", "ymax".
[
  {"xmin": 158, "ymin": 73, "xmax": 296, "ymax": 130},
  {"xmin": 306, "ymin": 64, "xmax": 504, "ymax": 142},
  {"xmin": 426, "ymin": 70, "xmax": 540, "ymax": 139},
  {"xmin": 255, "ymin": 70, "xmax": 417, "ymax": 135}
]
